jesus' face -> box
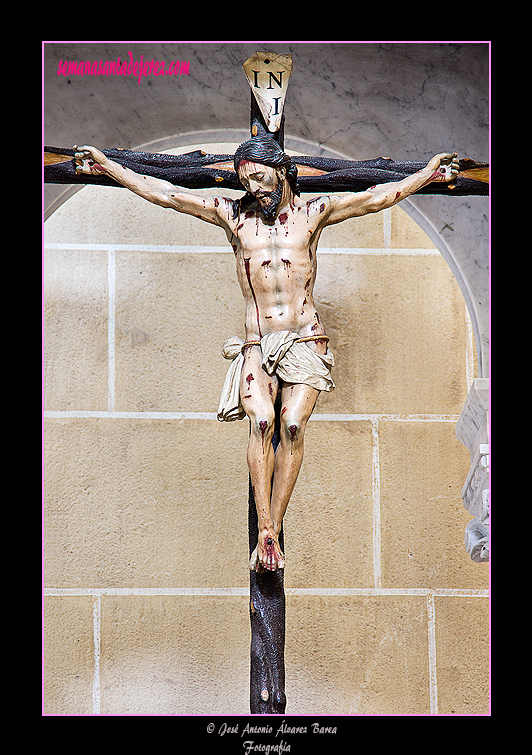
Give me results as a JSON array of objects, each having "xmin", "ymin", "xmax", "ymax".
[{"xmin": 237, "ymin": 160, "xmax": 286, "ymax": 221}]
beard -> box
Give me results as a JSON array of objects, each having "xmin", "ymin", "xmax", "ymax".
[{"xmin": 256, "ymin": 180, "xmax": 284, "ymax": 221}]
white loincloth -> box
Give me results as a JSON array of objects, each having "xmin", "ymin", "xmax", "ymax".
[{"xmin": 217, "ymin": 330, "xmax": 335, "ymax": 422}]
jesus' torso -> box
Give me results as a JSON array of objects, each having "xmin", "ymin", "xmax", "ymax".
[{"xmin": 220, "ymin": 195, "xmax": 330, "ymax": 342}]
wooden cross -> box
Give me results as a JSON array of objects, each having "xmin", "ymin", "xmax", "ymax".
[{"xmin": 44, "ymin": 52, "xmax": 489, "ymax": 716}]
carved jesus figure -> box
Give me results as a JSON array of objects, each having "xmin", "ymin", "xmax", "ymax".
[{"xmin": 74, "ymin": 137, "xmax": 458, "ymax": 572}]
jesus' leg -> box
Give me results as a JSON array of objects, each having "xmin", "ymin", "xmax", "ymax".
[
  {"xmin": 270, "ymin": 382, "xmax": 320, "ymax": 544},
  {"xmin": 240, "ymin": 347, "xmax": 282, "ymax": 571}
]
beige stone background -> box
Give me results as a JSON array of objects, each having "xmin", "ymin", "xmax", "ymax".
[{"xmin": 43, "ymin": 144, "xmax": 489, "ymax": 715}]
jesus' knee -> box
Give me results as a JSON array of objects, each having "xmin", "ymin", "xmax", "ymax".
[
  {"xmin": 280, "ymin": 413, "xmax": 306, "ymax": 450},
  {"xmin": 249, "ymin": 409, "xmax": 276, "ymax": 447}
]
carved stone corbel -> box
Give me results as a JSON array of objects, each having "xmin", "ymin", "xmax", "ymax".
[{"xmin": 456, "ymin": 378, "xmax": 489, "ymax": 562}]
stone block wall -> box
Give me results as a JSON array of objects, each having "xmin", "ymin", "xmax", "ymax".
[{"xmin": 43, "ymin": 145, "xmax": 488, "ymax": 715}]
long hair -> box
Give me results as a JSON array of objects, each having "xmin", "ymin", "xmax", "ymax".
[{"xmin": 232, "ymin": 134, "xmax": 299, "ymax": 218}]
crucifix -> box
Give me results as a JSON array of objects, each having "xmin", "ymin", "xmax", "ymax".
[{"xmin": 44, "ymin": 51, "xmax": 488, "ymax": 715}]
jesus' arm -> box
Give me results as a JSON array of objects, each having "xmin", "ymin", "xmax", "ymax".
[
  {"xmin": 73, "ymin": 145, "xmax": 232, "ymax": 228},
  {"xmin": 322, "ymin": 151, "xmax": 459, "ymax": 226}
]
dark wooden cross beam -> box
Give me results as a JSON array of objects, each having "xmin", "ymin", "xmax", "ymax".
[
  {"xmin": 246, "ymin": 87, "xmax": 287, "ymax": 716},
  {"xmin": 44, "ymin": 144, "xmax": 488, "ymax": 196},
  {"xmin": 43, "ymin": 53, "xmax": 488, "ymax": 716}
]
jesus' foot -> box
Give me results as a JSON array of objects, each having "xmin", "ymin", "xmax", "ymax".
[{"xmin": 249, "ymin": 530, "xmax": 285, "ymax": 572}]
